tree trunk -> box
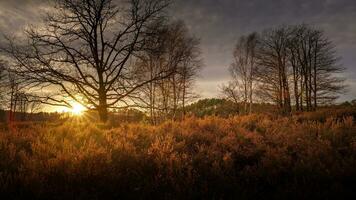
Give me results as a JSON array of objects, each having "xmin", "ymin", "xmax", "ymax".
[
  {"xmin": 282, "ymin": 70, "xmax": 291, "ymax": 113},
  {"xmin": 9, "ymin": 92, "xmax": 14, "ymax": 122},
  {"xmin": 291, "ymin": 61, "xmax": 299, "ymax": 111},
  {"xmin": 249, "ymin": 80, "xmax": 253, "ymax": 114},
  {"xmin": 313, "ymin": 41, "xmax": 318, "ymax": 111},
  {"xmin": 308, "ymin": 63, "xmax": 312, "ymax": 110},
  {"xmin": 13, "ymin": 97, "xmax": 18, "ymax": 122},
  {"xmin": 182, "ymin": 76, "xmax": 186, "ymax": 117},
  {"xmin": 300, "ymin": 73, "xmax": 304, "ymax": 111},
  {"xmin": 304, "ymin": 67, "xmax": 310, "ymax": 111},
  {"xmin": 98, "ymin": 105, "xmax": 108, "ymax": 123},
  {"xmin": 172, "ymin": 75, "xmax": 177, "ymax": 119},
  {"xmin": 149, "ymin": 59, "xmax": 156, "ymax": 125},
  {"xmin": 98, "ymin": 90, "xmax": 108, "ymax": 122}
]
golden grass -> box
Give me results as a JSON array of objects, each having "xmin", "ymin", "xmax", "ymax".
[{"xmin": 0, "ymin": 108, "xmax": 356, "ymax": 199}]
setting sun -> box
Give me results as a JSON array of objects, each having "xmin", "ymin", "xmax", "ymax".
[{"xmin": 70, "ymin": 103, "xmax": 86, "ymax": 116}]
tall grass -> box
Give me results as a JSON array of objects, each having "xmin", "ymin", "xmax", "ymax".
[{"xmin": 0, "ymin": 108, "xmax": 356, "ymax": 199}]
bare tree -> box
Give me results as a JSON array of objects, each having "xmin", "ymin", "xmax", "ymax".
[
  {"xmin": 133, "ymin": 20, "xmax": 188, "ymax": 123},
  {"xmin": 225, "ymin": 33, "xmax": 258, "ymax": 114},
  {"xmin": 168, "ymin": 21, "xmax": 201, "ymax": 118},
  {"xmin": 2, "ymin": 0, "xmax": 171, "ymax": 122},
  {"xmin": 255, "ymin": 27, "xmax": 292, "ymax": 114},
  {"xmin": 136, "ymin": 21, "xmax": 201, "ymax": 123},
  {"xmin": 7, "ymin": 72, "xmax": 21, "ymax": 121},
  {"xmin": 288, "ymin": 25, "xmax": 345, "ymax": 110},
  {"xmin": 229, "ymin": 25, "xmax": 345, "ymax": 114},
  {"xmin": 220, "ymin": 81, "xmax": 240, "ymax": 105},
  {"xmin": 178, "ymin": 41, "xmax": 202, "ymax": 116}
]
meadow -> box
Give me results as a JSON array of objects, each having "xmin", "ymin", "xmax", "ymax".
[{"xmin": 0, "ymin": 107, "xmax": 356, "ymax": 199}]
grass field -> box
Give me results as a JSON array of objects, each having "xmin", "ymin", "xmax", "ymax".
[{"xmin": 1, "ymin": 108, "xmax": 356, "ymax": 199}]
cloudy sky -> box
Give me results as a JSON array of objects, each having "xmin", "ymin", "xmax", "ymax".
[{"xmin": 1, "ymin": 0, "xmax": 355, "ymax": 101}]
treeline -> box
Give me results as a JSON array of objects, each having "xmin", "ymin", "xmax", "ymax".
[
  {"xmin": 222, "ymin": 24, "xmax": 345, "ymax": 114},
  {"xmin": 0, "ymin": 64, "xmax": 44, "ymax": 122},
  {"xmin": 0, "ymin": 110, "xmax": 62, "ymax": 123},
  {"xmin": 181, "ymin": 98, "xmax": 277, "ymax": 118}
]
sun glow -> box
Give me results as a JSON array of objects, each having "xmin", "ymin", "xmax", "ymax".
[{"xmin": 70, "ymin": 102, "xmax": 86, "ymax": 116}]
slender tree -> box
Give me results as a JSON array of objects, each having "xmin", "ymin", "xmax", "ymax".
[
  {"xmin": 7, "ymin": 72, "xmax": 21, "ymax": 121},
  {"xmin": 136, "ymin": 21, "xmax": 201, "ymax": 123},
  {"xmin": 223, "ymin": 32, "xmax": 258, "ymax": 114},
  {"xmin": 0, "ymin": 61, "xmax": 5, "ymax": 104},
  {"xmin": 255, "ymin": 27, "xmax": 292, "ymax": 114}
]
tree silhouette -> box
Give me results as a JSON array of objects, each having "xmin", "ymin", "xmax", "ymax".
[
  {"xmin": 223, "ymin": 33, "xmax": 258, "ymax": 114},
  {"xmin": 224, "ymin": 25, "xmax": 345, "ymax": 114},
  {"xmin": 2, "ymin": 0, "xmax": 171, "ymax": 122},
  {"xmin": 136, "ymin": 21, "xmax": 201, "ymax": 123}
]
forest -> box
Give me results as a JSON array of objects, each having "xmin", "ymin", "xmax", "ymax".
[{"xmin": 0, "ymin": 0, "xmax": 355, "ymax": 199}]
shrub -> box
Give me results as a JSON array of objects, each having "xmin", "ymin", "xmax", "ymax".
[{"xmin": 0, "ymin": 108, "xmax": 355, "ymax": 199}]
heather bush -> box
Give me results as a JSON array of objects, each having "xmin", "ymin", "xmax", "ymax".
[{"xmin": 0, "ymin": 108, "xmax": 355, "ymax": 199}]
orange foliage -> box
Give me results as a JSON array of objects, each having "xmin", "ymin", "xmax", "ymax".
[{"xmin": 0, "ymin": 108, "xmax": 356, "ymax": 199}]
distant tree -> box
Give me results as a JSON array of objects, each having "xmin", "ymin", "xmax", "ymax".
[
  {"xmin": 173, "ymin": 26, "xmax": 202, "ymax": 117},
  {"xmin": 255, "ymin": 26, "xmax": 292, "ymax": 114},
  {"xmin": 136, "ymin": 21, "xmax": 201, "ymax": 124},
  {"xmin": 7, "ymin": 72, "xmax": 21, "ymax": 121},
  {"xmin": 27, "ymin": 97, "xmax": 43, "ymax": 114},
  {"xmin": 0, "ymin": 61, "xmax": 43, "ymax": 121},
  {"xmin": 2, "ymin": 0, "xmax": 171, "ymax": 122},
  {"xmin": 351, "ymin": 99, "xmax": 356, "ymax": 106},
  {"xmin": 340, "ymin": 101, "xmax": 352, "ymax": 107},
  {"xmin": 220, "ymin": 81, "xmax": 240, "ymax": 106},
  {"xmin": 183, "ymin": 98, "xmax": 239, "ymax": 118},
  {"xmin": 223, "ymin": 33, "xmax": 258, "ymax": 114},
  {"xmin": 224, "ymin": 25, "xmax": 346, "ymax": 114},
  {"xmin": 288, "ymin": 24, "xmax": 345, "ymax": 110}
]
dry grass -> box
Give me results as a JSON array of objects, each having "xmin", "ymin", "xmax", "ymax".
[{"xmin": 0, "ymin": 108, "xmax": 356, "ymax": 199}]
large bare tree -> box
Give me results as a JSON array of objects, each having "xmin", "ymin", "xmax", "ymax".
[{"xmin": 2, "ymin": 0, "xmax": 172, "ymax": 122}]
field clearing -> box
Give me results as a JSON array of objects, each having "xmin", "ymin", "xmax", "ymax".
[{"xmin": 1, "ymin": 108, "xmax": 356, "ymax": 199}]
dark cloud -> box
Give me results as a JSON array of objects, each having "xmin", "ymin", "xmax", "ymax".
[
  {"xmin": 171, "ymin": 0, "xmax": 356, "ymax": 100},
  {"xmin": 0, "ymin": 0, "xmax": 48, "ymax": 35},
  {"xmin": 0, "ymin": 0, "xmax": 355, "ymax": 100}
]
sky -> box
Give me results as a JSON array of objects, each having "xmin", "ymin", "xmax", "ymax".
[{"xmin": 0, "ymin": 0, "xmax": 355, "ymax": 102}]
